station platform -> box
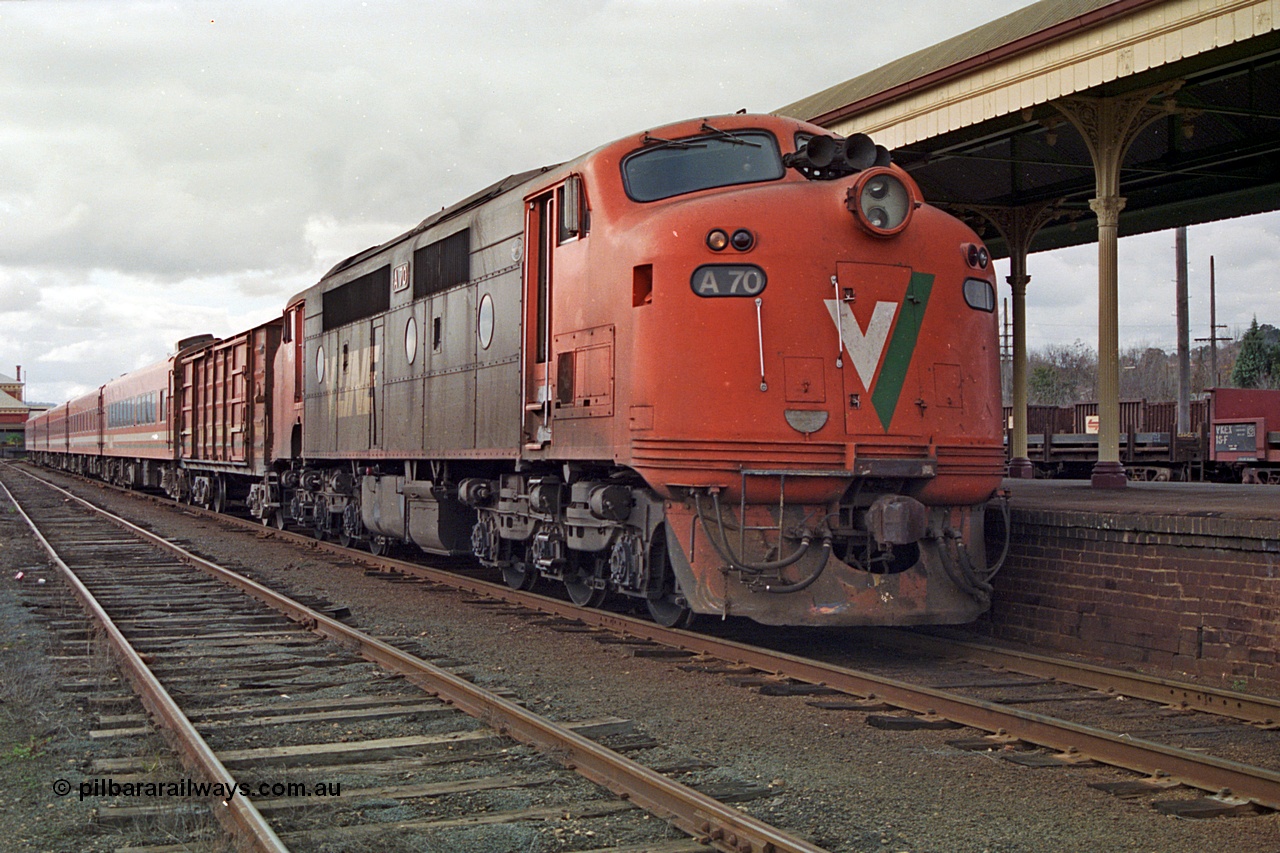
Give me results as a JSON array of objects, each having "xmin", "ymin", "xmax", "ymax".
[
  {"xmin": 1003, "ymin": 478, "xmax": 1280, "ymax": 523},
  {"xmin": 983, "ymin": 477, "xmax": 1280, "ymax": 691}
]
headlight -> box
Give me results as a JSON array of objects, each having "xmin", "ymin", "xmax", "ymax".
[
  {"xmin": 962, "ymin": 242, "xmax": 990, "ymax": 269},
  {"xmin": 847, "ymin": 168, "xmax": 913, "ymax": 236}
]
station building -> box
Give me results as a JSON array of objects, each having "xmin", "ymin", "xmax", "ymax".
[{"xmin": 0, "ymin": 368, "xmax": 38, "ymax": 457}]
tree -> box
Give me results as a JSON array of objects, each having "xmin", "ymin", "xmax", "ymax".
[
  {"xmin": 1119, "ymin": 345, "xmax": 1178, "ymax": 399},
  {"xmin": 1231, "ymin": 317, "xmax": 1278, "ymax": 388},
  {"xmin": 1026, "ymin": 341, "xmax": 1097, "ymax": 405},
  {"xmin": 1029, "ymin": 365, "xmax": 1069, "ymax": 405}
]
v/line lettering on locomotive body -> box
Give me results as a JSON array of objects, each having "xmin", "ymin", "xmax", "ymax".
[{"xmin": 27, "ymin": 113, "xmax": 1009, "ymax": 629}]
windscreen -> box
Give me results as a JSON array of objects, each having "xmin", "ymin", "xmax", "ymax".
[{"xmin": 622, "ymin": 131, "xmax": 784, "ymax": 202}]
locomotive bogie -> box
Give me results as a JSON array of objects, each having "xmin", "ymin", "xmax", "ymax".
[{"xmin": 462, "ymin": 471, "xmax": 675, "ymax": 605}]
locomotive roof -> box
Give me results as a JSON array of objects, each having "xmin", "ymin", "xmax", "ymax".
[
  {"xmin": 320, "ymin": 165, "xmax": 558, "ymax": 282},
  {"xmin": 306, "ymin": 112, "xmax": 808, "ymax": 299}
]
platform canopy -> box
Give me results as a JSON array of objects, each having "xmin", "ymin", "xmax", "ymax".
[
  {"xmin": 778, "ymin": 0, "xmax": 1280, "ymax": 257},
  {"xmin": 778, "ymin": 0, "xmax": 1280, "ymax": 488}
]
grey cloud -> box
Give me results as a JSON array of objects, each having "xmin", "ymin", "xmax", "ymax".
[{"xmin": 3, "ymin": 0, "xmax": 1275, "ymax": 401}]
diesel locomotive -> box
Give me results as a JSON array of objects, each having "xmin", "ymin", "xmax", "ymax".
[{"xmin": 27, "ymin": 113, "xmax": 1007, "ymax": 628}]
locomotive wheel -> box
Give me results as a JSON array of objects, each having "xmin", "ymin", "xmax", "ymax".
[
  {"xmin": 368, "ymin": 535, "xmax": 390, "ymax": 557},
  {"xmin": 271, "ymin": 508, "xmax": 286, "ymax": 530},
  {"xmin": 502, "ymin": 561, "xmax": 537, "ymax": 591},
  {"xmin": 645, "ymin": 529, "xmax": 695, "ymax": 628},
  {"xmin": 646, "ymin": 595, "xmax": 696, "ymax": 629},
  {"xmin": 338, "ymin": 530, "xmax": 354, "ymax": 549},
  {"xmin": 564, "ymin": 577, "xmax": 606, "ymax": 608}
]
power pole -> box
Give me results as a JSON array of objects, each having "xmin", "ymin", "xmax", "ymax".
[
  {"xmin": 1209, "ymin": 255, "xmax": 1218, "ymax": 387},
  {"xmin": 1194, "ymin": 255, "xmax": 1229, "ymax": 387},
  {"xmin": 1175, "ymin": 227, "xmax": 1190, "ymax": 434}
]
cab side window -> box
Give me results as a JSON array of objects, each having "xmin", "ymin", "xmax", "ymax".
[{"xmin": 556, "ymin": 175, "xmax": 589, "ymax": 244}]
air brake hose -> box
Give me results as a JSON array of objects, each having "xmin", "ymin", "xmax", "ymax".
[
  {"xmin": 983, "ymin": 497, "xmax": 1012, "ymax": 581},
  {"xmin": 934, "ymin": 528, "xmax": 992, "ymax": 607},
  {"xmin": 762, "ymin": 538, "xmax": 833, "ymax": 594},
  {"xmin": 693, "ymin": 492, "xmax": 815, "ymax": 574}
]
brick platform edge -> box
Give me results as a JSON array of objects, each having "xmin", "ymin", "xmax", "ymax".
[{"xmin": 978, "ymin": 508, "xmax": 1280, "ymax": 691}]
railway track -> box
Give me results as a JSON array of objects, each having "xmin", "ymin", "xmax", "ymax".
[
  {"xmin": 12, "ymin": 461, "xmax": 1280, "ymax": 822},
  {"xmin": 1, "ymin": 463, "xmax": 827, "ymax": 853}
]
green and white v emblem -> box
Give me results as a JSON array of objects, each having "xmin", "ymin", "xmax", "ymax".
[{"xmin": 824, "ymin": 272, "xmax": 934, "ymax": 432}]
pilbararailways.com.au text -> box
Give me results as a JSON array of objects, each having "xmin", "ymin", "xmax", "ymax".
[{"xmin": 53, "ymin": 777, "xmax": 342, "ymax": 801}]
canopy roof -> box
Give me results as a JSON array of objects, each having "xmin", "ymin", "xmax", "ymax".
[{"xmin": 779, "ymin": 0, "xmax": 1280, "ymax": 257}]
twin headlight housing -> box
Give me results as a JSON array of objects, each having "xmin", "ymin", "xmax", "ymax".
[{"xmin": 846, "ymin": 168, "xmax": 915, "ymax": 237}]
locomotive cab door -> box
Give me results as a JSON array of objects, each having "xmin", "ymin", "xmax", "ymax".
[
  {"xmin": 523, "ymin": 192, "xmax": 555, "ymax": 450},
  {"xmin": 521, "ymin": 178, "xmax": 587, "ymax": 452},
  {"xmin": 369, "ymin": 318, "xmax": 383, "ymax": 449}
]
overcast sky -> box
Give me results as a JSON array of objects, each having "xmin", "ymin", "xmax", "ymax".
[{"xmin": 3, "ymin": 0, "xmax": 1277, "ymax": 404}]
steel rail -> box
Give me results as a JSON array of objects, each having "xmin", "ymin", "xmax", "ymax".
[
  {"xmin": 230, "ymin": 511, "xmax": 1280, "ymax": 810},
  {"xmin": 0, "ymin": 477, "xmax": 289, "ymax": 853},
  {"xmin": 872, "ymin": 629, "xmax": 1280, "ymax": 725},
  {"xmin": 20, "ymin": 464, "xmax": 1280, "ymax": 810},
  {"xmin": 4, "ymin": 464, "xmax": 828, "ymax": 853},
  {"xmin": 273, "ymin": 536, "xmax": 1280, "ymax": 811}
]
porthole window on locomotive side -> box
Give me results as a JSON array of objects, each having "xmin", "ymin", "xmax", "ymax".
[
  {"xmin": 316, "ymin": 345, "xmax": 326, "ymax": 383},
  {"xmin": 405, "ymin": 316, "xmax": 418, "ymax": 364},
  {"xmin": 477, "ymin": 293, "xmax": 495, "ymax": 350}
]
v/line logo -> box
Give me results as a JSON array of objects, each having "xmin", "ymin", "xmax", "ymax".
[{"xmin": 823, "ymin": 272, "xmax": 934, "ymax": 431}]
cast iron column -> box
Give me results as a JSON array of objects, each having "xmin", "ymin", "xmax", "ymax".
[
  {"xmin": 1053, "ymin": 83, "xmax": 1180, "ymax": 489},
  {"xmin": 1089, "ymin": 194, "xmax": 1128, "ymax": 488},
  {"xmin": 960, "ymin": 201, "xmax": 1071, "ymax": 479}
]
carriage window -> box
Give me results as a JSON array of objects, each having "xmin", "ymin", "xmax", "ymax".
[{"xmin": 621, "ymin": 130, "xmax": 783, "ymax": 202}]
